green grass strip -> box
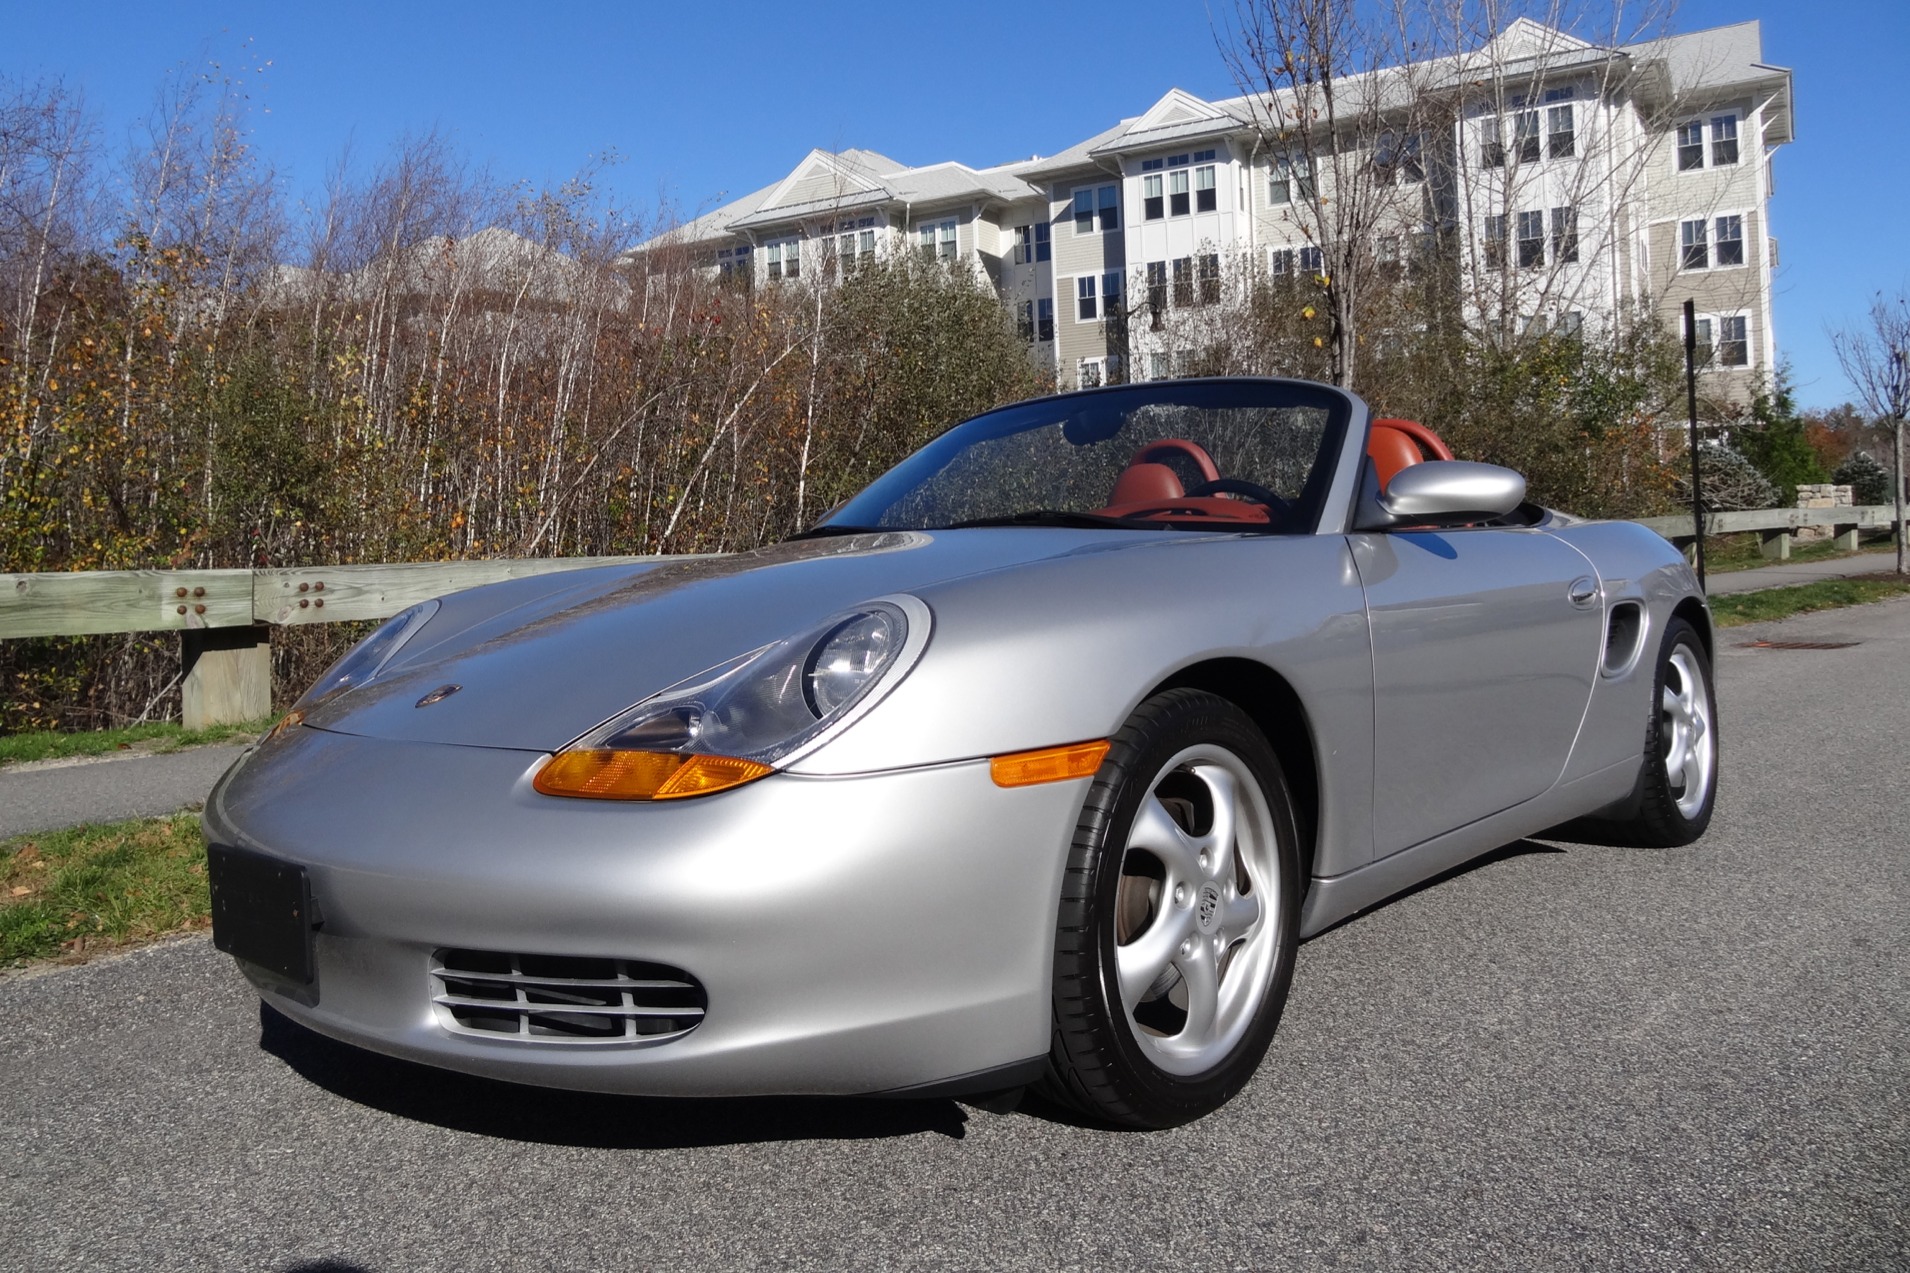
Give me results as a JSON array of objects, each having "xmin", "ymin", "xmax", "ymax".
[
  {"xmin": 1, "ymin": 814, "xmax": 209, "ymax": 968},
  {"xmin": 1711, "ymin": 576, "xmax": 1910, "ymax": 627},
  {"xmin": 1702, "ymin": 531, "xmax": 1895, "ymax": 575},
  {"xmin": 0, "ymin": 719, "xmax": 268, "ymax": 767}
]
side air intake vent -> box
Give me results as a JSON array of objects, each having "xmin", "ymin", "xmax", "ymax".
[
  {"xmin": 1602, "ymin": 602, "xmax": 1646, "ymax": 677},
  {"xmin": 432, "ymin": 949, "xmax": 706, "ymax": 1044}
]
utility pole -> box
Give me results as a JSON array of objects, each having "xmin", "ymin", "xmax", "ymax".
[
  {"xmin": 1683, "ymin": 301, "xmax": 1707, "ymax": 588},
  {"xmin": 1891, "ymin": 348, "xmax": 1906, "ymax": 576}
]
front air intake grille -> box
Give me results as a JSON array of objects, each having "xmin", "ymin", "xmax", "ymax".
[{"xmin": 431, "ymin": 949, "xmax": 706, "ymax": 1044}]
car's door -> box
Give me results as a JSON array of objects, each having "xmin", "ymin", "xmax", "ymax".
[{"xmin": 1350, "ymin": 526, "xmax": 1602, "ymax": 858}]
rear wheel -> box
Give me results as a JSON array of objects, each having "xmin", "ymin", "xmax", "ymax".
[
  {"xmin": 1629, "ymin": 618, "xmax": 1718, "ymax": 845},
  {"xmin": 1565, "ymin": 616, "xmax": 1718, "ymax": 847},
  {"xmin": 1042, "ymin": 690, "xmax": 1300, "ymax": 1128}
]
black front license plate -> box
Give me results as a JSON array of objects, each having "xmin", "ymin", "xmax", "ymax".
[{"xmin": 207, "ymin": 844, "xmax": 315, "ymax": 985}]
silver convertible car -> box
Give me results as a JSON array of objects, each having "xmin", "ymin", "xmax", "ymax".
[{"xmin": 205, "ymin": 377, "xmax": 1717, "ymax": 1129}]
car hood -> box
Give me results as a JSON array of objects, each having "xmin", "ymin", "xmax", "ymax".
[{"xmin": 302, "ymin": 528, "xmax": 1194, "ymax": 751}]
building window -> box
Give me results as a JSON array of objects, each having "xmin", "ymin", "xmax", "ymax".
[
  {"xmin": 1149, "ymin": 351, "xmax": 1172, "ymax": 380},
  {"xmin": 1551, "ymin": 206, "xmax": 1579, "ymax": 264},
  {"xmin": 1547, "ymin": 104, "xmax": 1575, "ymax": 158},
  {"xmin": 1712, "ymin": 115, "xmax": 1739, "ymax": 166},
  {"xmin": 1037, "ymin": 297, "xmax": 1054, "ymax": 342},
  {"xmin": 1376, "ymin": 131, "xmax": 1423, "ymax": 184},
  {"xmin": 1141, "ymin": 157, "xmax": 1164, "ymax": 172},
  {"xmin": 1483, "ymin": 214, "xmax": 1507, "ymax": 269},
  {"xmin": 1193, "ymin": 149, "xmax": 1216, "ymax": 162},
  {"xmin": 1013, "ymin": 223, "xmax": 1051, "ymax": 265},
  {"xmin": 1268, "ymin": 151, "xmax": 1310, "ymax": 204},
  {"xmin": 1074, "ymin": 185, "xmax": 1118, "ymax": 233},
  {"xmin": 1017, "ymin": 300, "xmax": 1035, "ymax": 343},
  {"xmin": 1513, "ymin": 109, "xmax": 1541, "ymax": 163},
  {"xmin": 1269, "ymin": 247, "xmax": 1294, "ymax": 279},
  {"xmin": 1677, "ymin": 115, "xmax": 1740, "ymax": 172},
  {"xmin": 1194, "ymin": 165, "xmax": 1217, "ymax": 213},
  {"xmin": 1517, "ymin": 210, "xmax": 1545, "ymax": 268},
  {"xmin": 1076, "ymin": 275, "xmax": 1098, "ymax": 321},
  {"xmin": 766, "ymin": 238, "xmax": 800, "ymax": 280},
  {"xmin": 836, "ymin": 229, "xmax": 873, "ymax": 276},
  {"xmin": 1144, "ymin": 174, "xmax": 1164, "ymax": 221},
  {"xmin": 1559, "ymin": 311, "xmax": 1584, "ymax": 337},
  {"xmin": 1197, "ymin": 253, "xmax": 1221, "ymax": 305},
  {"xmin": 1172, "ymin": 257, "xmax": 1193, "ymax": 307},
  {"xmin": 1102, "ymin": 270, "xmax": 1124, "ymax": 320},
  {"xmin": 1169, "ymin": 170, "xmax": 1190, "ymax": 217},
  {"xmin": 916, "ymin": 219, "xmax": 956, "ymax": 261},
  {"xmin": 1680, "ymin": 218, "xmax": 1708, "ymax": 270},
  {"xmin": 1676, "ymin": 121, "xmax": 1704, "ymax": 171},
  {"xmin": 1714, "ymin": 214, "xmax": 1744, "ymax": 266},
  {"xmin": 1146, "ymin": 261, "xmax": 1167, "ymax": 313},
  {"xmin": 1717, "ymin": 314, "xmax": 1748, "ymax": 366},
  {"xmin": 1297, "ymin": 245, "xmax": 1323, "ymax": 276},
  {"xmin": 1481, "ymin": 117, "xmax": 1506, "ymax": 168},
  {"xmin": 717, "ymin": 245, "xmax": 753, "ymax": 288},
  {"xmin": 1079, "ymin": 357, "xmax": 1104, "ymax": 389},
  {"xmin": 1692, "ymin": 316, "xmax": 1714, "ymax": 363}
]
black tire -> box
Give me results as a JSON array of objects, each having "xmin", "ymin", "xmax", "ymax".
[
  {"xmin": 1630, "ymin": 617, "xmax": 1719, "ymax": 845},
  {"xmin": 1568, "ymin": 616, "xmax": 1719, "ymax": 848},
  {"xmin": 1040, "ymin": 689, "xmax": 1300, "ymax": 1128}
]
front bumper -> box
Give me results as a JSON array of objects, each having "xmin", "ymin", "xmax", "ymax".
[{"xmin": 205, "ymin": 725, "xmax": 1085, "ymax": 1096}]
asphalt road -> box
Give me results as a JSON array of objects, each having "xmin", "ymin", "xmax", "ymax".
[
  {"xmin": 0, "ymin": 744, "xmax": 249, "ymax": 838},
  {"xmin": 2, "ymin": 599, "xmax": 1906, "ymax": 1272}
]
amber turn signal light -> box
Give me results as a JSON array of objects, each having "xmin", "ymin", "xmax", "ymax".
[
  {"xmin": 989, "ymin": 739, "xmax": 1110, "ymax": 788},
  {"xmin": 533, "ymin": 750, "xmax": 773, "ymax": 800}
]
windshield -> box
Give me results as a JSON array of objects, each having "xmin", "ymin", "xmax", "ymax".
[{"xmin": 821, "ymin": 379, "xmax": 1351, "ymax": 535}]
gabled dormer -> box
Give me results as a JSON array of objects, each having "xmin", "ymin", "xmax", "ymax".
[
  {"xmin": 755, "ymin": 149, "xmax": 892, "ymax": 216},
  {"xmin": 1090, "ymin": 89, "xmax": 1248, "ymax": 159}
]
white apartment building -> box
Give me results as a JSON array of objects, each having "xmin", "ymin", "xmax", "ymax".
[{"xmin": 639, "ymin": 19, "xmax": 1791, "ymax": 400}]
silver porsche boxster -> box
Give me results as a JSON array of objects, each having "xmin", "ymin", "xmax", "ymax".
[{"xmin": 205, "ymin": 377, "xmax": 1717, "ymax": 1129}]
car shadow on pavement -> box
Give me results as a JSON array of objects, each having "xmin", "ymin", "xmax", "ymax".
[{"xmin": 258, "ymin": 1004, "xmax": 972, "ymax": 1147}]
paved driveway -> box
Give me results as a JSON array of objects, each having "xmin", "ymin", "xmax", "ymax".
[{"xmin": 0, "ymin": 744, "xmax": 249, "ymax": 838}]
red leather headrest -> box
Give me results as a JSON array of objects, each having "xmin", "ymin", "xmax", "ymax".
[
  {"xmin": 1367, "ymin": 426, "xmax": 1424, "ymax": 492},
  {"xmin": 1110, "ymin": 462, "xmax": 1185, "ymax": 506}
]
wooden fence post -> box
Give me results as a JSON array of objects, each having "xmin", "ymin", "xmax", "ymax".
[{"xmin": 182, "ymin": 625, "xmax": 272, "ymax": 729}]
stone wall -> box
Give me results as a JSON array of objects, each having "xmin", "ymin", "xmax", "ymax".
[{"xmin": 1793, "ymin": 484, "xmax": 1854, "ymax": 541}]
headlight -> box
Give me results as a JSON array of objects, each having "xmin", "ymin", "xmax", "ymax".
[
  {"xmin": 533, "ymin": 596, "xmax": 929, "ymax": 801},
  {"xmin": 294, "ymin": 600, "xmax": 440, "ymax": 710}
]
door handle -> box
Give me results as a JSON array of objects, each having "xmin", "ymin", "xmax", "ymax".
[{"xmin": 1568, "ymin": 576, "xmax": 1599, "ymax": 608}]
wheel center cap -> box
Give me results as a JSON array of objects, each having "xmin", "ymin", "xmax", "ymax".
[{"xmin": 1196, "ymin": 883, "xmax": 1223, "ymax": 934}]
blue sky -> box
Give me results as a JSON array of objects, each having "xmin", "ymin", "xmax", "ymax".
[{"xmin": 5, "ymin": 0, "xmax": 1905, "ymax": 410}]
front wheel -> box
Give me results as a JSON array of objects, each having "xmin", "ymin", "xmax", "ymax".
[{"xmin": 1042, "ymin": 690, "xmax": 1300, "ymax": 1128}]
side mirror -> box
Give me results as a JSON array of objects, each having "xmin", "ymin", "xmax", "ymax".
[{"xmin": 1355, "ymin": 460, "xmax": 1527, "ymax": 530}]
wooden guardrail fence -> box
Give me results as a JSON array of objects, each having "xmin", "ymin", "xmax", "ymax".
[
  {"xmin": 3, "ymin": 503, "xmax": 1902, "ymax": 728},
  {"xmin": 2, "ymin": 556, "xmax": 666, "ymax": 728}
]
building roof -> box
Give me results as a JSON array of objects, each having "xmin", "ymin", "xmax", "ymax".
[{"xmin": 633, "ymin": 17, "xmax": 1791, "ymax": 255}]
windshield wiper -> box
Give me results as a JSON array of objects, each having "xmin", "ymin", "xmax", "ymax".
[{"xmin": 944, "ymin": 509, "xmax": 1159, "ymax": 531}]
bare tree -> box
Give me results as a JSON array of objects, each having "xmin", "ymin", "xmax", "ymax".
[
  {"xmin": 1218, "ymin": 0, "xmax": 1701, "ymax": 386},
  {"xmin": 1830, "ymin": 290, "xmax": 1910, "ymax": 574}
]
